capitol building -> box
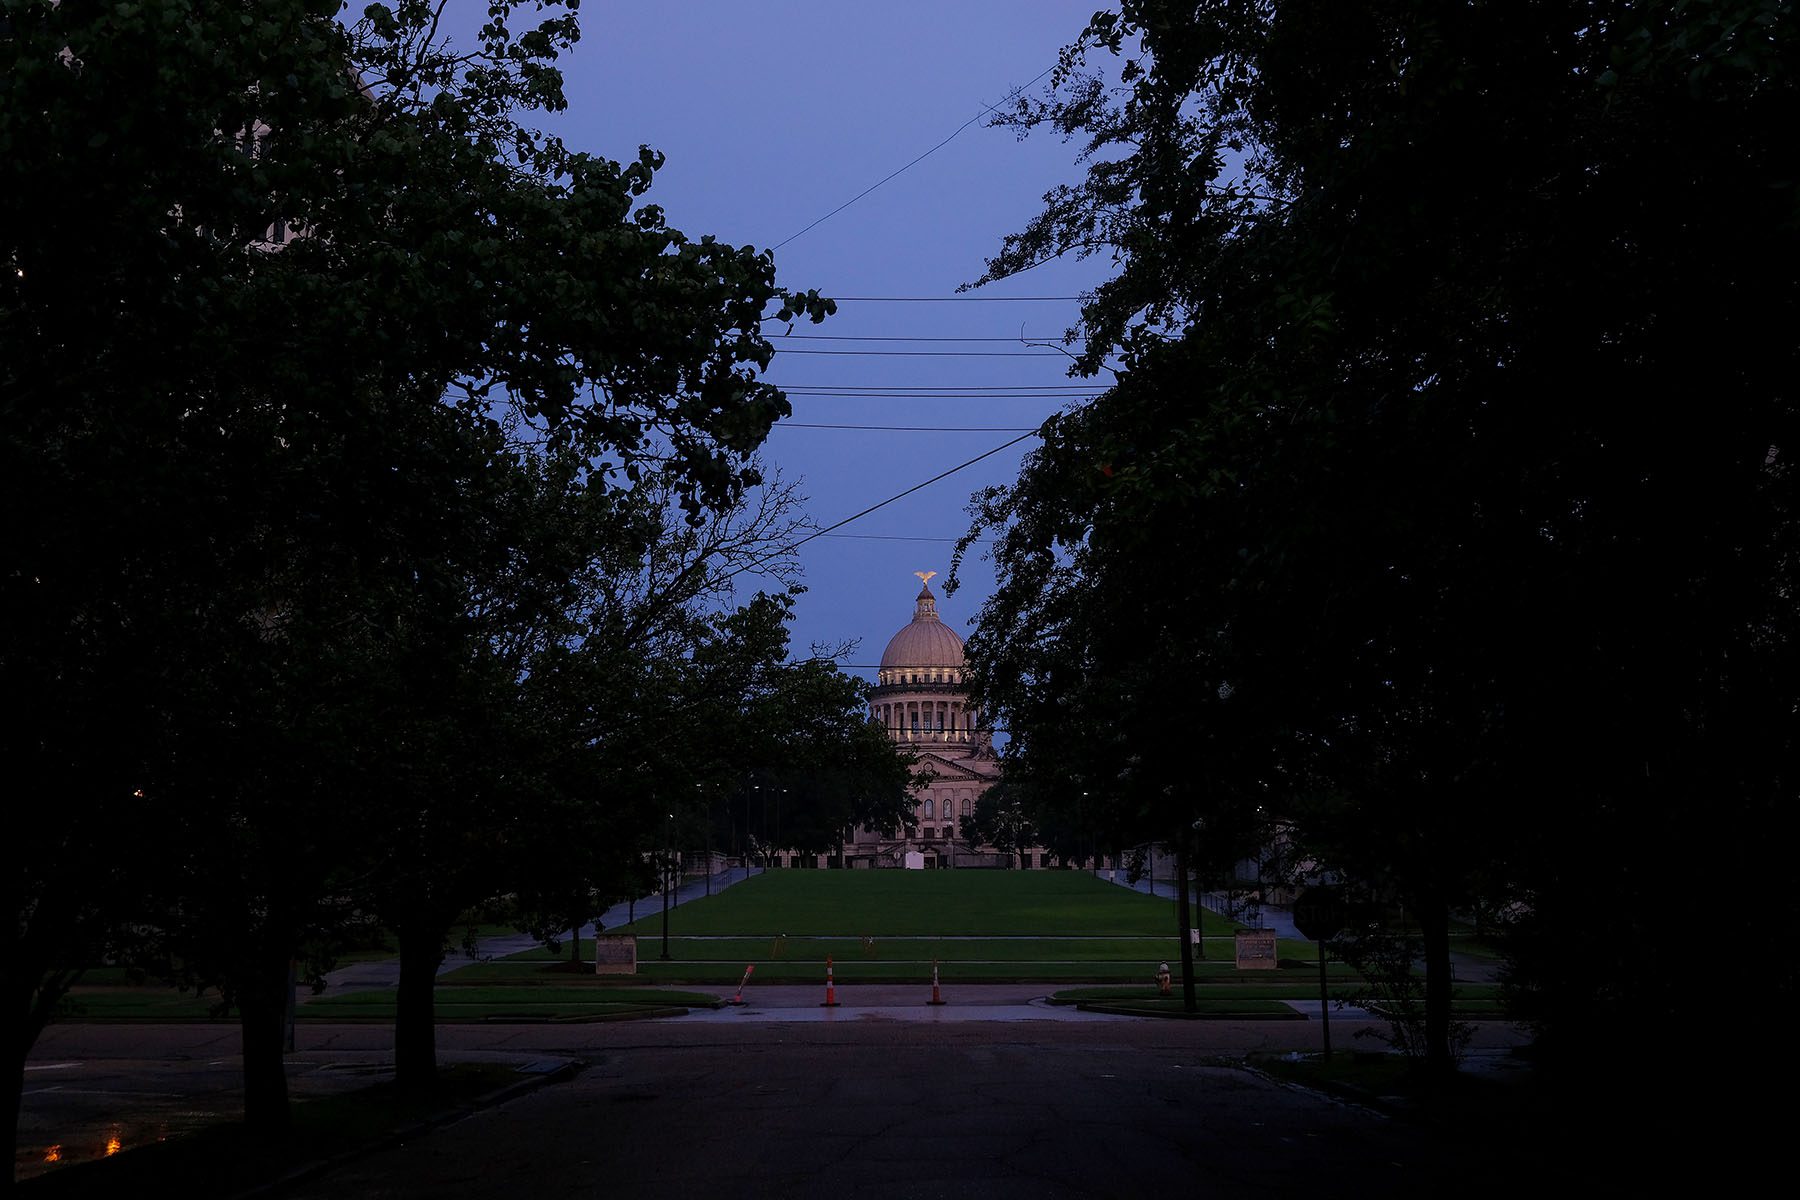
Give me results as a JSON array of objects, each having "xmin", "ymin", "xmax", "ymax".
[
  {"xmin": 841, "ymin": 575, "xmax": 1037, "ymax": 869},
  {"xmin": 754, "ymin": 575, "xmax": 1124, "ymax": 873},
  {"xmin": 764, "ymin": 574, "xmax": 1054, "ymax": 869}
]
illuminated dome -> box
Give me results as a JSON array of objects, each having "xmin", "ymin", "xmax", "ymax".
[{"xmin": 879, "ymin": 581, "xmax": 966, "ymax": 670}]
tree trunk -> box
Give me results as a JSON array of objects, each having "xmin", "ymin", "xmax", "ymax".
[
  {"xmin": 569, "ymin": 924, "xmax": 579, "ymax": 966},
  {"xmin": 238, "ymin": 946, "xmax": 292, "ymax": 1136},
  {"xmin": 395, "ymin": 922, "xmax": 446, "ymax": 1092},
  {"xmin": 1174, "ymin": 841, "xmax": 1197, "ymax": 1014},
  {"xmin": 6, "ymin": 964, "xmax": 78, "ymax": 1196},
  {"xmin": 3, "ymin": 1014, "xmax": 27, "ymax": 1199},
  {"xmin": 1419, "ymin": 894, "xmax": 1454, "ymax": 1081}
]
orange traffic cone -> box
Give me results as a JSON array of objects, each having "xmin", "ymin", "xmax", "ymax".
[
  {"xmin": 821, "ymin": 954, "xmax": 840, "ymax": 1007},
  {"xmin": 927, "ymin": 958, "xmax": 946, "ymax": 1006},
  {"xmin": 727, "ymin": 963, "xmax": 754, "ymax": 1006}
]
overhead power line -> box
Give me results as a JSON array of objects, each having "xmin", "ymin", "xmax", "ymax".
[
  {"xmin": 770, "ymin": 64, "xmax": 1057, "ymax": 251},
  {"xmin": 816, "ymin": 294, "xmax": 1084, "ymax": 302},
  {"xmin": 724, "ymin": 429, "xmax": 1040, "ymax": 582},
  {"xmin": 777, "ymin": 392, "xmax": 1098, "ymax": 402},
  {"xmin": 775, "ymin": 422, "xmax": 1039, "ymax": 432},
  {"xmin": 777, "ymin": 391, "xmax": 1098, "ymax": 401},
  {"xmin": 773, "ymin": 348, "xmax": 1078, "ymax": 357},
  {"xmin": 772, "ymin": 334, "xmax": 1088, "ymax": 343},
  {"xmin": 778, "ymin": 383, "xmax": 1097, "ymax": 392},
  {"xmin": 818, "ymin": 533, "xmax": 993, "ymax": 543},
  {"xmin": 772, "ymin": 118, "xmax": 985, "ymax": 251}
]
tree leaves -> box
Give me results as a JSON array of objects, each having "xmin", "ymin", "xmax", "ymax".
[{"xmin": 959, "ymin": 0, "xmax": 1800, "ymax": 1071}]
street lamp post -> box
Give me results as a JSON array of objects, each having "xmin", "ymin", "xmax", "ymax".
[
  {"xmin": 698, "ymin": 783, "xmax": 711, "ymax": 897},
  {"xmin": 1082, "ymin": 791, "xmax": 1091, "ymax": 872},
  {"xmin": 1192, "ymin": 817, "xmax": 1206, "ymax": 961},
  {"xmin": 660, "ymin": 810, "xmax": 674, "ymax": 961}
]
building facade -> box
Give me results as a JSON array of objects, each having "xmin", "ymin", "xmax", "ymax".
[
  {"xmin": 841, "ymin": 575, "xmax": 1014, "ymax": 868},
  {"xmin": 764, "ymin": 575, "xmax": 1062, "ymax": 869}
]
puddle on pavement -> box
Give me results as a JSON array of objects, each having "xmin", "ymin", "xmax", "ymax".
[{"xmin": 16, "ymin": 1112, "xmax": 228, "ymax": 1184}]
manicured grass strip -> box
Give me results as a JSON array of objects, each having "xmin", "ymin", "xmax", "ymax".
[
  {"xmin": 1045, "ymin": 987, "xmax": 1306, "ymax": 1018},
  {"xmin": 1051, "ymin": 983, "xmax": 1501, "ymax": 1006},
  {"xmin": 620, "ymin": 960, "xmax": 1344, "ymax": 986},
  {"xmin": 309, "ymin": 1003, "xmax": 669, "ymax": 1022},
  {"xmin": 1050, "ymin": 985, "xmax": 1356, "ymax": 1005},
  {"xmin": 302, "ymin": 985, "xmax": 720, "ymax": 1021},
  {"xmin": 1080, "ymin": 997, "xmax": 1304, "ymax": 1019},
  {"xmin": 614, "ymin": 871, "xmax": 1242, "ymax": 937},
  {"xmin": 1361, "ymin": 996, "xmax": 1509, "ymax": 1018},
  {"xmin": 56, "ymin": 989, "xmax": 226, "ymax": 1019},
  {"xmin": 453, "ymin": 942, "xmax": 1360, "ymax": 993},
  {"xmin": 308, "ymin": 985, "xmax": 719, "ymax": 1008},
  {"xmin": 501, "ymin": 936, "xmax": 1248, "ymax": 965}
]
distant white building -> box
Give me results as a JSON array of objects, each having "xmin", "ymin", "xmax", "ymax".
[
  {"xmin": 764, "ymin": 575, "xmax": 1105, "ymax": 871},
  {"xmin": 851, "ymin": 575, "xmax": 1002, "ymax": 867}
]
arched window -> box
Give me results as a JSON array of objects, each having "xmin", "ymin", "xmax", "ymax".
[{"xmin": 924, "ymin": 798, "xmax": 935, "ymax": 819}]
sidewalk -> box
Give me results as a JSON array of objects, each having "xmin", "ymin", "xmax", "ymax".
[
  {"xmin": 1093, "ymin": 870, "xmax": 1499, "ymax": 983},
  {"xmin": 310, "ymin": 866, "xmax": 761, "ymax": 998},
  {"xmin": 1095, "ymin": 870, "xmax": 1303, "ymax": 939}
]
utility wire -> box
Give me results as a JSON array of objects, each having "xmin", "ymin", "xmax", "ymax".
[
  {"xmin": 771, "ymin": 116, "xmax": 985, "ymax": 250},
  {"xmin": 805, "ymin": 294, "xmax": 1084, "ymax": 302},
  {"xmin": 772, "ymin": 334, "xmax": 1088, "ymax": 343},
  {"xmin": 724, "ymin": 428, "xmax": 1040, "ymax": 582},
  {"xmin": 778, "ymin": 384, "xmax": 1097, "ymax": 392},
  {"xmin": 777, "ymin": 392, "xmax": 1097, "ymax": 401},
  {"xmin": 771, "ymin": 65, "xmax": 1056, "ymax": 251},
  {"xmin": 818, "ymin": 533, "xmax": 993, "ymax": 543},
  {"xmin": 777, "ymin": 392, "xmax": 1098, "ymax": 401},
  {"xmin": 775, "ymin": 422, "xmax": 1038, "ymax": 432},
  {"xmin": 773, "ymin": 348, "xmax": 1083, "ymax": 358}
]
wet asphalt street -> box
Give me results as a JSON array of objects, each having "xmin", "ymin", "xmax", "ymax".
[{"xmin": 23, "ymin": 1009, "xmax": 1539, "ymax": 1197}]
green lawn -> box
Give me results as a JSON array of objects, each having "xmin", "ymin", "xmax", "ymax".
[
  {"xmin": 57, "ymin": 988, "xmax": 227, "ymax": 1020},
  {"xmin": 579, "ymin": 872, "xmax": 1344, "ymax": 985},
  {"xmin": 499, "ymin": 935, "xmax": 1241, "ymax": 964},
  {"xmin": 303, "ymin": 985, "xmax": 721, "ymax": 1021},
  {"xmin": 1052, "ymin": 983, "xmax": 1500, "ymax": 1006},
  {"xmin": 624, "ymin": 960, "xmax": 1225, "ymax": 985},
  {"xmin": 654, "ymin": 962, "xmax": 1356, "ymax": 988},
  {"xmin": 48, "ymin": 874, "xmax": 1339, "ymax": 1020},
  {"xmin": 1067, "ymin": 996, "xmax": 1304, "ymax": 1019},
  {"xmin": 439, "ymin": 929, "xmax": 1365, "ymax": 987},
  {"xmin": 614, "ymin": 870, "xmax": 1242, "ymax": 937}
]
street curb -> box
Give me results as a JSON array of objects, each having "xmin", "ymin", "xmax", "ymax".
[
  {"xmin": 230, "ymin": 1058, "xmax": 586, "ymax": 1200},
  {"xmin": 1073, "ymin": 1002, "xmax": 1307, "ymax": 1021},
  {"xmin": 1235, "ymin": 1059, "xmax": 1402, "ymax": 1119}
]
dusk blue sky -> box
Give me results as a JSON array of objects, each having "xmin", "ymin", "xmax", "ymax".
[{"xmin": 532, "ymin": 1, "xmax": 1118, "ymax": 679}]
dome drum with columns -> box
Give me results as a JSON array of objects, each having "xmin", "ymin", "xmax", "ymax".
[{"xmin": 869, "ymin": 578, "xmax": 990, "ymax": 750}]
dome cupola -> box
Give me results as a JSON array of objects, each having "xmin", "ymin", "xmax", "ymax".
[{"xmin": 878, "ymin": 575, "xmax": 965, "ymax": 671}]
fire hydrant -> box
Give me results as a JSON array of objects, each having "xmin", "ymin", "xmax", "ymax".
[{"xmin": 1156, "ymin": 961, "xmax": 1172, "ymax": 997}]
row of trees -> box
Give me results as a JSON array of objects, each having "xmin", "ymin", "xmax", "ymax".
[
  {"xmin": 952, "ymin": 0, "xmax": 1797, "ymax": 1078},
  {"xmin": 2, "ymin": 0, "xmax": 910, "ymax": 1169}
]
